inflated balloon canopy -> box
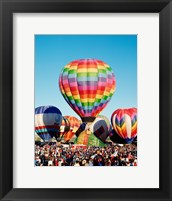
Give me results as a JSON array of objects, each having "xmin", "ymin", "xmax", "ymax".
[
  {"xmin": 111, "ymin": 108, "xmax": 137, "ymax": 144},
  {"xmin": 63, "ymin": 116, "xmax": 81, "ymax": 141},
  {"xmin": 35, "ymin": 106, "xmax": 63, "ymax": 142},
  {"xmin": 59, "ymin": 59, "xmax": 116, "ymax": 122},
  {"xmin": 75, "ymin": 115, "xmax": 111, "ymax": 146}
]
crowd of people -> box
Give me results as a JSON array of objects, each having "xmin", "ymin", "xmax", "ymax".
[{"xmin": 35, "ymin": 142, "xmax": 137, "ymax": 166}]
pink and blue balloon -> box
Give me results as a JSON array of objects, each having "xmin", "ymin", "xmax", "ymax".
[{"xmin": 111, "ymin": 108, "xmax": 137, "ymax": 144}]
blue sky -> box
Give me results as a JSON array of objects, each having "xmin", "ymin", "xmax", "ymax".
[{"xmin": 35, "ymin": 35, "xmax": 137, "ymax": 120}]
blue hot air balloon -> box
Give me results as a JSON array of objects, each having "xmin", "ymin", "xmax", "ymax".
[{"xmin": 35, "ymin": 106, "xmax": 62, "ymax": 142}]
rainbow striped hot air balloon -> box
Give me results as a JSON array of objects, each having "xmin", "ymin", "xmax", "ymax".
[
  {"xmin": 59, "ymin": 59, "xmax": 116, "ymax": 122},
  {"xmin": 111, "ymin": 108, "xmax": 137, "ymax": 144},
  {"xmin": 35, "ymin": 106, "xmax": 62, "ymax": 142}
]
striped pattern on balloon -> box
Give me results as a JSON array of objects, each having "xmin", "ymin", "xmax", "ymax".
[
  {"xmin": 63, "ymin": 116, "xmax": 81, "ymax": 141},
  {"xmin": 59, "ymin": 59, "xmax": 116, "ymax": 122},
  {"xmin": 76, "ymin": 115, "xmax": 111, "ymax": 146},
  {"xmin": 35, "ymin": 106, "xmax": 63, "ymax": 142},
  {"xmin": 111, "ymin": 108, "xmax": 137, "ymax": 144},
  {"xmin": 60, "ymin": 117, "xmax": 70, "ymax": 138}
]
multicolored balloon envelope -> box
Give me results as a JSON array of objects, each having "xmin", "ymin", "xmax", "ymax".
[
  {"xmin": 35, "ymin": 106, "xmax": 63, "ymax": 142},
  {"xmin": 90, "ymin": 115, "xmax": 111, "ymax": 142},
  {"xmin": 60, "ymin": 117, "xmax": 70, "ymax": 138},
  {"xmin": 76, "ymin": 128, "xmax": 105, "ymax": 147},
  {"xmin": 111, "ymin": 108, "xmax": 137, "ymax": 144},
  {"xmin": 59, "ymin": 59, "xmax": 116, "ymax": 122},
  {"xmin": 97, "ymin": 115, "xmax": 112, "ymax": 131},
  {"xmin": 63, "ymin": 116, "xmax": 81, "ymax": 141},
  {"xmin": 76, "ymin": 115, "xmax": 111, "ymax": 147}
]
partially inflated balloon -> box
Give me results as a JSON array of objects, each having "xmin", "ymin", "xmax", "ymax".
[
  {"xmin": 59, "ymin": 59, "xmax": 116, "ymax": 122},
  {"xmin": 91, "ymin": 115, "xmax": 111, "ymax": 142},
  {"xmin": 63, "ymin": 116, "xmax": 81, "ymax": 141},
  {"xmin": 60, "ymin": 117, "xmax": 70, "ymax": 138},
  {"xmin": 76, "ymin": 115, "xmax": 111, "ymax": 146},
  {"xmin": 97, "ymin": 115, "xmax": 111, "ymax": 131},
  {"xmin": 111, "ymin": 108, "xmax": 137, "ymax": 143},
  {"xmin": 76, "ymin": 127, "xmax": 105, "ymax": 147},
  {"xmin": 35, "ymin": 106, "xmax": 62, "ymax": 142}
]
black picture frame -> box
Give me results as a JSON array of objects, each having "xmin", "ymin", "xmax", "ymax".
[{"xmin": 0, "ymin": 0, "xmax": 172, "ymax": 201}]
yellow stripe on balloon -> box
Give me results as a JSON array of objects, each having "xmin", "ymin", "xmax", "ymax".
[
  {"xmin": 121, "ymin": 123, "xmax": 126, "ymax": 130},
  {"xmin": 132, "ymin": 122, "xmax": 137, "ymax": 128},
  {"xmin": 70, "ymin": 65, "xmax": 78, "ymax": 70},
  {"xmin": 110, "ymin": 88, "xmax": 115, "ymax": 93},
  {"xmin": 64, "ymin": 65, "xmax": 70, "ymax": 69},
  {"xmin": 104, "ymin": 64, "xmax": 109, "ymax": 68},
  {"xmin": 116, "ymin": 125, "xmax": 123, "ymax": 137},
  {"xmin": 116, "ymin": 125, "xmax": 123, "ymax": 132},
  {"xmin": 132, "ymin": 122, "xmax": 137, "ymax": 131},
  {"xmin": 77, "ymin": 69, "xmax": 86, "ymax": 73},
  {"xmin": 87, "ymin": 68, "xmax": 98, "ymax": 72},
  {"xmin": 81, "ymin": 98, "xmax": 96, "ymax": 103},
  {"xmin": 104, "ymin": 91, "xmax": 110, "ymax": 96},
  {"xmin": 77, "ymin": 68, "xmax": 97, "ymax": 73},
  {"xmin": 66, "ymin": 91, "xmax": 73, "ymax": 96},
  {"xmin": 96, "ymin": 94, "xmax": 103, "ymax": 99},
  {"xmin": 97, "ymin": 65, "xmax": 106, "ymax": 70},
  {"xmin": 73, "ymin": 95, "xmax": 80, "ymax": 99},
  {"xmin": 116, "ymin": 124, "xmax": 126, "ymax": 139}
]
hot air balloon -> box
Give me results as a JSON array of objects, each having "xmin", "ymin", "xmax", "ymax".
[
  {"xmin": 76, "ymin": 126, "xmax": 105, "ymax": 147},
  {"xmin": 63, "ymin": 116, "xmax": 81, "ymax": 142},
  {"xmin": 76, "ymin": 115, "xmax": 111, "ymax": 147},
  {"xmin": 91, "ymin": 115, "xmax": 111, "ymax": 142},
  {"xmin": 60, "ymin": 117, "xmax": 70, "ymax": 139},
  {"xmin": 35, "ymin": 106, "xmax": 63, "ymax": 142},
  {"xmin": 98, "ymin": 115, "xmax": 112, "ymax": 131},
  {"xmin": 111, "ymin": 108, "xmax": 137, "ymax": 144},
  {"xmin": 59, "ymin": 59, "xmax": 116, "ymax": 123}
]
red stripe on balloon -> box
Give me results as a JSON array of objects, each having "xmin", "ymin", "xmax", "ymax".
[{"xmin": 35, "ymin": 125, "xmax": 60, "ymax": 130}]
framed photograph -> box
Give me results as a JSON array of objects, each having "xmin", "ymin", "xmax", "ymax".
[{"xmin": 0, "ymin": 0, "xmax": 171, "ymax": 201}]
